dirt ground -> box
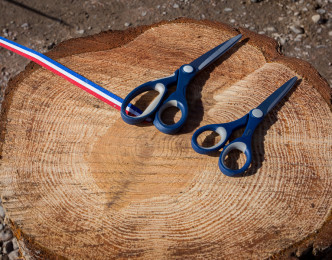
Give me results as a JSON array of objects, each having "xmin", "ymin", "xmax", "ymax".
[{"xmin": 0, "ymin": 0, "xmax": 331, "ymax": 259}]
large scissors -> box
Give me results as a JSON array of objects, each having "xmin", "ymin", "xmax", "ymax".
[
  {"xmin": 191, "ymin": 77, "xmax": 298, "ymax": 176},
  {"xmin": 120, "ymin": 34, "xmax": 242, "ymax": 134}
]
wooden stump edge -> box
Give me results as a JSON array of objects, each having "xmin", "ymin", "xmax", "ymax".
[{"xmin": 1, "ymin": 18, "xmax": 331, "ymax": 259}]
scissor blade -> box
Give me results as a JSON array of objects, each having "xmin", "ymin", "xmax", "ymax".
[
  {"xmin": 257, "ymin": 77, "xmax": 298, "ymax": 115},
  {"xmin": 189, "ymin": 34, "xmax": 242, "ymax": 71}
]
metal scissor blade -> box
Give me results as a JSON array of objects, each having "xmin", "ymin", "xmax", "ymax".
[
  {"xmin": 189, "ymin": 34, "xmax": 242, "ymax": 71},
  {"xmin": 257, "ymin": 76, "xmax": 298, "ymax": 115}
]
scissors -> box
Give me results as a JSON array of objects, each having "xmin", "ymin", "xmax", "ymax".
[
  {"xmin": 191, "ymin": 76, "xmax": 298, "ymax": 176},
  {"xmin": 120, "ymin": 34, "xmax": 242, "ymax": 134}
]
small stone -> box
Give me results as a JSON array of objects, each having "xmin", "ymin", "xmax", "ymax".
[
  {"xmin": 12, "ymin": 238, "xmax": 19, "ymax": 250},
  {"xmin": 3, "ymin": 240, "xmax": 13, "ymax": 254},
  {"xmin": 272, "ymin": 32, "xmax": 280, "ymax": 38},
  {"xmin": 316, "ymin": 8, "xmax": 325, "ymax": 14},
  {"xmin": 250, "ymin": 0, "xmax": 262, "ymax": 3},
  {"xmin": 302, "ymin": 7, "xmax": 308, "ymax": 12},
  {"xmin": 294, "ymin": 11, "xmax": 300, "ymax": 16},
  {"xmin": 2, "ymin": 29, "xmax": 9, "ymax": 37},
  {"xmin": 258, "ymin": 31, "xmax": 265, "ymax": 34},
  {"xmin": 279, "ymin": 37, "xmax": 287, "ymax": 45},
  {"xmin": 329, "ymin": 31, "xmax": 332, "ymax": 37},
  {"xmin": 201, "ymin": 14, "xmax": 206, "ymax": 19},
  {"xmin": 294, "ymin": 34, "xmax": 304, "ymax": 42},
  {"xmin": 290, "ymin": 25, "xmax": 304, "ymax": 34},
  {"xmin": 21, "ymin": 23, "xmax": 29, "ymax": 29},
  {"xmin": 229, "ymin": 19, "xmax": 235, "ymax": 23},
  {"xmin": 266, "ymin": 26, "xmax": 276, "ymax": 32},
  {"xmin": 124, "ymin": 22, "xmax": 131, "ymax": 27},
  {"xmin": 316, "ymin": 44, "xmax": 327, "ymax": 49},
  {"xmin": 0, "ymin": 206, "xmax": 5, "ymax": 218},
  {"xmin": 7, "ymin": 249, "xmax": 19, "ymax": 260},
  {"xmin": 173, "ymin": 3, "xmax": 179, "ymax": 8},
  {"xmin": 224, "ymin": 8, "xmax": 232, "ymax": 12},
  {"xmin": 0, "ymin": 229, "xmax": 13, "ymax": 242},
  {"xmin": 76, "ymin": 29, "xmax": 84, "ymax": 34},
  {"xmin": 312, "ymin": 14, "xmax": 321, "ymax": 23},
  {"xmin": 141, "ymin": 11, "xmax": 147, "ymax": 16}
]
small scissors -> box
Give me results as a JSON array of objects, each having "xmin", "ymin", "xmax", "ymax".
[
  {"xmin": 191, "ymin": 77, "xmax": 298, "ymax": 176},
  {"xmin": 120, "ymin": 34, "xmax": 242, "ymax": 134}
]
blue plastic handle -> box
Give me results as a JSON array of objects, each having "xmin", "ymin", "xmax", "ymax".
[
  {"xmin": 218, "ymin": 109, "xmax": 263, "ymax": 176},
  {"xmin": 153, "ymin": 65, "xmax": 198, "ymax": 134},
  {"xmin": 153, "ymin": 92, "xmax": 188, "ymax": 134},
  {"xmin": 218, "ymin": 136, "xmax": 253, "ymax": 176},
  {"xmin": 191, "ymin": 124, "xmax": 230, "ymax": 154},
  {"xmin": 120, "ymin": 72, "xmax": 178, "ymax": 124},
  {"xmin": 191, "ymin": 114, "xmax": 249, "ymax": 154}
]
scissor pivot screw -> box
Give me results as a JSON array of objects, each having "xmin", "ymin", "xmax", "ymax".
[
  {"xmin": 252, "ymin": 109, "xmax": 263, "ymax": 118},
  {"xmin": 183, "ymin": 65, "xmax": 194, "ymax": 73}
]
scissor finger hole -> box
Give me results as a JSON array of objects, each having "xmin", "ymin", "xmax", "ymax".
[
  {"xmin": 129, "ymin": 90, "xmax": 164, "ymax": 118},
  {"xmin": 160, "ymin": 106, "xmax": 182, "ymax": 125},
  {"xmin": 194, "ymin": 126, "xmax": 227, "ymax": 151},
  {"xmin": 223, "ymin": 149, "xmax": 247, "ymax": 170},
  {"xmin": 196, "ymin": 130, "xmax": 221, "ymax": 148},
  {"xmin": 221, "ymin": 142, "xmax": 248, "ymax": 171},
  {"xmin": 131, "ymin": 90, "xmax": 159, "ymax": 109},
  {"xmin": 124, "ymin": 83, "xmax": 167, "ymax": 119}
]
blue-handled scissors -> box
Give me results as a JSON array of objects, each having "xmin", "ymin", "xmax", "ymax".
[
  {"xmin": 120, "ymin": 34, "xmax": 242, "ymax": 134},
  {"xmin": 191, "ymin": 76, "xmax": 298, "ymax": 176}
]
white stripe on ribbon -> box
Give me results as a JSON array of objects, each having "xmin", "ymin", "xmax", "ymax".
[{"xmin": 0, "ymin": 37, "xmax": 141, "ymax": 116}]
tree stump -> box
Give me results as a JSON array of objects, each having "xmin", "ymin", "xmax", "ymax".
[{"xmin": 0, "ymin": 19, "xmax": 331, "ymax": 259}]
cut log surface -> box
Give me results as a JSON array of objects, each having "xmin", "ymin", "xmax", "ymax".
[{"xmin": 0, "ymin": 19, "xmax": 331, "ymax": 259}]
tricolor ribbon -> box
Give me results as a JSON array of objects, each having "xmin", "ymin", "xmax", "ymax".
[{"xmin": 0, "ymin": 37, "xmax": 142, "ymax": 116}]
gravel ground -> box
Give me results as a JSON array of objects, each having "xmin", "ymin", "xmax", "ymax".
[{"xmin": 0, "ymin": 0, "xmax": 331, "ymax": 259}]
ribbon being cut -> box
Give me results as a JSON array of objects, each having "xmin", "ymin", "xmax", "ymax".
[{"xmin": 0, "ymin": 37, "xmax": 142, "ymax": 117}]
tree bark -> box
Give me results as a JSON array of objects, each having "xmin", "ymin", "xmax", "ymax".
[{"xmin": 0, "ymin": 19, "xmax": 331, "ymax": 259}]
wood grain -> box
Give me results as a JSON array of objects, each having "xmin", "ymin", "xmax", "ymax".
[{"xmin": 0, "ymin": 19, "xmax": 331, "ymax": 259}]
